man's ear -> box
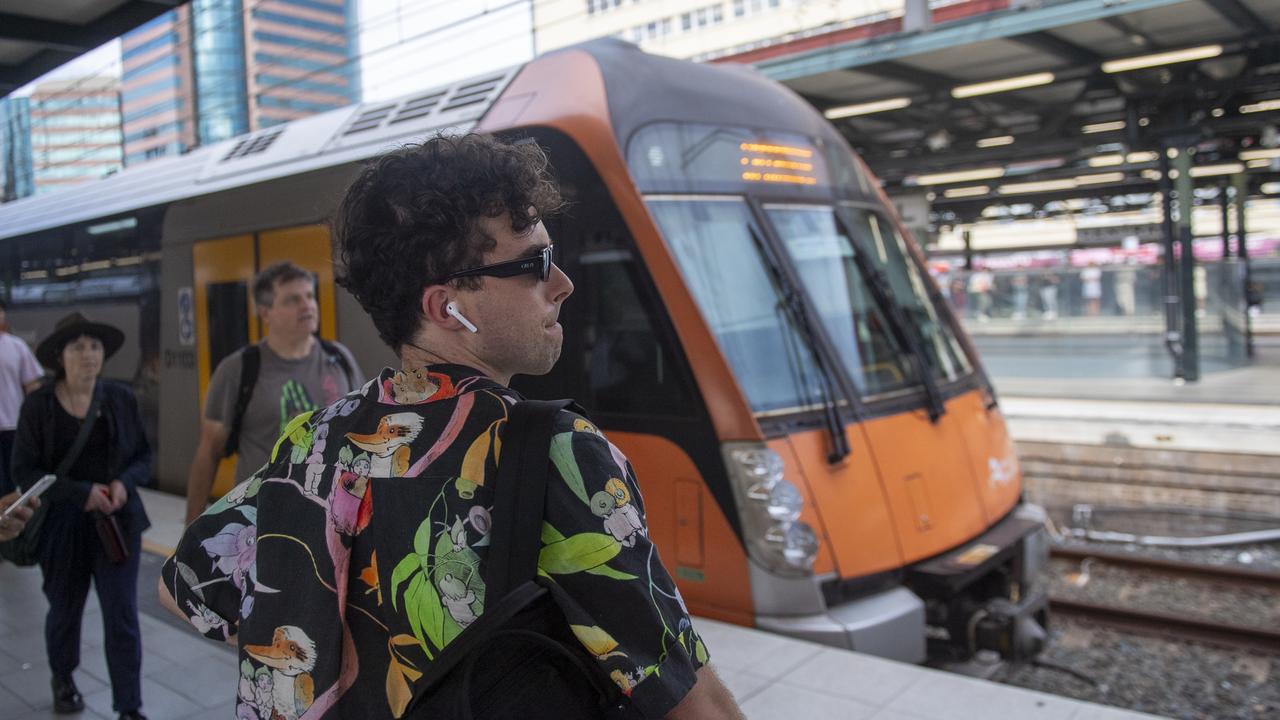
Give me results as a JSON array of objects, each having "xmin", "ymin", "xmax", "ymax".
[{"xmin": 420, "ymin": 285, "xmax": 454, "ymax": 327}]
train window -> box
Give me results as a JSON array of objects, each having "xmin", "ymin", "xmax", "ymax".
[
  {"xmin": 206, "ymin": 280, "xmax": 250, "ymax": 371},
  {"xmin": 577, "ymin": 245, "xmax": 694, "ymax": 416},
  {"xmin": 836, "ymin": 205, "xmax": 972, "ymax": 382},
  {"xmin": 765, "ymin": 205, "xmax": 918, "ymax": 396},
  {"xmin": 647, "ymin": 197, "xmax": 829, "ymax": 414}
]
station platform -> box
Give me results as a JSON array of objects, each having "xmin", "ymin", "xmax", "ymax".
[
  {"xmin": 996, "ymin": 343, "xmax": 1280, "ymax": 456},
  {"xmin": 0, "ymin": 488, "xmax": 1164, "ymax": 720}
]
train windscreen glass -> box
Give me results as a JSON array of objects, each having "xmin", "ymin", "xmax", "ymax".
[
  {"xmin": 646, "ymin": 197, "xmax": 830, "ymax": 414},
  {"xmin": 767, "ymin": 206, "xmax": 972, "ymax": 392}
]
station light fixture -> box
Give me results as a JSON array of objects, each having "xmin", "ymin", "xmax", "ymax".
[
  {"xmin": 1239, "ymin": 99, "xmax": 1280, "ymax": 114},
  {"xmin": 1262, "ymin": 182, "xmax": 1280, "ymax": 195},
  {"xmin": 1247, "ymin": 158, "xmax": 1274, "ymax": 169},
  {"xmin": 1239, "ymin": 148, "xmax": 1280, "ymax": 162},
  {"xmin": 1075, "ymin": 172, "xmax": 1125, "ymax": 185},
  {"xmin": 1126, "ymin": 151, "xmax": 1159, "ymax": 163},
  {"xmin": 952, "ymin": 72, "xmax": 1055, "ymax": 99},
  {"xmin": 1141, "ymin": 169, "xmax": 1163, "ymax": 181},
  {"xmin": 1101, "ymin": 44, "xmax": 1223, "ymax": 73},
  {"xmin": 915, "ymin": 166, "xmax": 1006, "ymax": 185},
  {"xmin": 976, "ymin": 135, "xmax": 1015, "ymax": 148},
  {"xmin": 823, "ymin": 97, "xmax": 911, "ymax": 119},
  {"xmin": 1188, "ymin": 162, "xmax": 1245, "ymax": 177},
  {"xmin": 1088, "ymin": 154, "xmax": 1124, "ymax": 167},
  {"xmin": 1082, "ymin": 120, "xmax": 1126, "ymax": 134},
  {"xmin": 944, "ymin": 185, "xmax": 990, "ymax": 198},
  {"xmin": 998, "ymin": 179, "xmax": 1078, "ymax": 194}
]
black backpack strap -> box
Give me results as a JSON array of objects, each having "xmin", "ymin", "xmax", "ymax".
[
  {"xmin": 484, "ymin": 398, "xmax": 577, "ymax": 599},
  {"xmin": 222, "ymin": 345, "xmax": 260, "ymax": 458},
  {"xmin": 317, "ymin": 338, "xmax": 355, "ymax": 389}
]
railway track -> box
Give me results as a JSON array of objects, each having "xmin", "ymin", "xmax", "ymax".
[{"xmin": 1047, "ymin": 546, "xmax": 1280, "ymax": 653}]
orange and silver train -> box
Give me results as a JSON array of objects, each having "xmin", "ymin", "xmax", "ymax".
[{"xmin": 0, "ymin": 39, "xmax": 1049, "ymax": 664}]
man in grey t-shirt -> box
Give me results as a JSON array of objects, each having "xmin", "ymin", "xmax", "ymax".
[{"xmin": 185, "ymin": 262, "xmax": 363, "ymax": 522}]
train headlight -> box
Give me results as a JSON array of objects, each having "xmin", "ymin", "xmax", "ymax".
[{"xmin": 725, "ymin": 443, "xmax": 818, "ymax": 577}]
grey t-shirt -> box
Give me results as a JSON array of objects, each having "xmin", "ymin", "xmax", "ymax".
[{"xmin": 205, "ymin": 340, "xmax": 364, "ymax": 482}]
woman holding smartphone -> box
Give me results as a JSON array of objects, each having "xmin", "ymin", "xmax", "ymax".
[
  {"xmin": 0, "ymin": 490, "xmax": 38, "ymax": 541},
  {"xmin": 11, "ymin": 312, "xmax": 151, "ymax": 720}
]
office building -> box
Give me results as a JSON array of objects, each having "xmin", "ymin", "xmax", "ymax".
[
  {"xmin": 120, "ymin": 0, "xmax": 359, "ymax": 166},
  {"xmin": 28, "ymin": 78, "xmax": 124, "ymax": 193},
  {"xmin": 533, "ymin": 0, "xmax": 903, "ymax": 59},
  {"xmin": 1, "ymin": 97, "xmax": 34, "ymax": 201}
]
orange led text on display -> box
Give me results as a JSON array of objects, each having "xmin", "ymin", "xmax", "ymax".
[{"xmin": 738, "ymin": 142, "xmax": 820, "ymax": 186}]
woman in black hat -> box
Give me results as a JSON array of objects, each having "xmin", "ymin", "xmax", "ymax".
[{"xmin": 10, "ymin": 312, "xmax": 151, "ymax": 720}]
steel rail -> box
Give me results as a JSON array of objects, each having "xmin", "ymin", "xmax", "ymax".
[
  {"xmin": 1051, "ymin": 546, "xmax": 1280, "ymax": 590},
  {"xmin": 1048, "ymin": 597, "xmax": 1280, "ymax": 654}
]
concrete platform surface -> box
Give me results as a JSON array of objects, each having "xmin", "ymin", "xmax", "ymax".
[{"xmin": 0, "ymin": 489, "xmax": 1167, "ymax": 719}]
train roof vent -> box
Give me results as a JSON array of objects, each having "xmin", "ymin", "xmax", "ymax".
[
  {"xmin": 390, "ymin": 90, "xmax": 447, "ymax": 125},
  {"xmin": 221, "ymin": 128, "xmax": 283, "ymax": 161},
  {"xmin": 343, "ymin": 103, "xmax": 397, "ymax": 135},
  {"xmin": 439, "ymin": 75, "xmax": 504, "ymax": 113}
]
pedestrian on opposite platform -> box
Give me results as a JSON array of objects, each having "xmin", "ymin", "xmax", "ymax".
[
  {"xmin": 0, "ymin": 298, "xmax": 45, "ymax": 497},
  {"xmin": 11, "ymin": 312, "xmax": 152, "ymax": 720},
  {"xmin": 184, "ymin": 261, "xmax": 364, "ymax": 523},
  {"xmin": 160, "ymin": 134, "xmax": 742, "ymax": 719}
]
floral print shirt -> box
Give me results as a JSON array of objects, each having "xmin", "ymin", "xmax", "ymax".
[{"xmin": 162, "ymin": 364, "xmax": 707, "ymax": 719}]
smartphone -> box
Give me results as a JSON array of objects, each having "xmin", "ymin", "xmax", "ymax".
[{"xmin": 2, "ymin": 474, "xmax": 55, "ymax": 519}]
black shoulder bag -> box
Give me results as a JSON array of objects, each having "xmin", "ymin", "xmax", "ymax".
[
  {"xmin": 0, "ymin": 384, "xmax": 103, "ymax": 566},
  {"xmin": 405, "ymin": 399, "xmax": 633, "ymax": 720}
]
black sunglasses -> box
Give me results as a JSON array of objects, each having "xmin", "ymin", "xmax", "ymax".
[{"xmin": 444, "ymin": 244, "xmax": 555, "ymax": 283}]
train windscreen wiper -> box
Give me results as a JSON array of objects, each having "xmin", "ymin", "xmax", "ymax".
[
  {"xmin": 748, "ymin": 223, "xmax": 852, "ymax": 463},
  {"xmin": 832, "ymin": 211, "xmax": 947, "ymax": 423}
]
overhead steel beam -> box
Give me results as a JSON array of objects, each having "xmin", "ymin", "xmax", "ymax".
[
  {"xmin": 1, "ymin": 0, "xmax": 182, "ymax": 97},
  {"xmin": 755, "ymin": 0, "xmax": 1187, "ymax": 81},
  {"xmin": 1014, "ymin": 31, "xmax": 1102, "ymax": 65},
  {"xmin": 0, "ymin": 14, "xmax": 93, "ymax": 52},
  {"xmin": 1203, "ymin": 0, "xmax": 1272, "ymax": 35}
]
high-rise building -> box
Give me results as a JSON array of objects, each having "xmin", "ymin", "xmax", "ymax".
[
  {"xmin": 120, "ymin": 0, "xmax": 359, "ymax": 167},
  {"xmin": 121, "ymin": 8, "xmax": 198, "ymax": 165},
  {"xmin": 1, "ymin": 97, "xmax": 35, "ymax": 201},
  {"xmin": 28, "ymin": 78, "xmax": 124, "ymax": 193},
  {"xmin": 533, "ymin": 0, "xmax": 902, "ymax": 60},
  {"xmin": 245, "ymin": 0, "xmax": 361, "ymax": 129}
]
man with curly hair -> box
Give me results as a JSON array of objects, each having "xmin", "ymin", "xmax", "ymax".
[{"xmin": 161, "ymin": 134, "xmax": 743, "ymax": 719}]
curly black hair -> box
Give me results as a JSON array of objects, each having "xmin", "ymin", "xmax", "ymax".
[{"xmin": 333, "ymin": 133, "xmax": 563, "ymax": 353}]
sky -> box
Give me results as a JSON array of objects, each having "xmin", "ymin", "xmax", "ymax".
[{"xmin": 14, "ymin": 0, "xmax": 534, "ymax": 103}]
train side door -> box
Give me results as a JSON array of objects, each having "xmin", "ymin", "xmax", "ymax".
[
  {"xmin": 259, "ymin": 225, "xmax": 339, "ymax": 340},
  {"xmin": 192, "ymin": 235, "xmax": 258, "ymax": 498}
]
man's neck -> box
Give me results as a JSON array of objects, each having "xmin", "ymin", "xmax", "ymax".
[
  {"xmin": 400, "ymin": 340, "xmax": 509, "ymax": 386},
  {"xmin": 264, "ymin": 332, "xmax": 314, "ymax": 360}
]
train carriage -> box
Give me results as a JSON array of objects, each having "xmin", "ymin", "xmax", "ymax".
[{"xmin": 0, "ymin": 39, "xmax": 1049, "ymax": 664}]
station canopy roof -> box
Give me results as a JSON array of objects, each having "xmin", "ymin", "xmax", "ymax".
[
  {"xmin": 0, "ymin": 0, "xmax": 183, "ymax": 96},
  {"xmin": 731, "ymin": 0, "xmax": 1280, "ymax": 222}
]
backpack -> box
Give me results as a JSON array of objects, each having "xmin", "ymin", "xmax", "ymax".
[
  {"xmin": 404, "ymin": 399, "xmax": 634, "ymax": 720},
  {"xmin": 222, "ymin": 339, "xmax": 354, "ymax": 458}
]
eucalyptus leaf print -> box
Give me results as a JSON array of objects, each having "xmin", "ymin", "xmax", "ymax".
[{"xmin": 539, "ymin": 532, "xmax": 621, "ymax": 575}]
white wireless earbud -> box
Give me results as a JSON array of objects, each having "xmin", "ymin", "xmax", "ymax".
[{"xmin": 445, "ymin": 301, "xmax": 478, "ymax": 333}]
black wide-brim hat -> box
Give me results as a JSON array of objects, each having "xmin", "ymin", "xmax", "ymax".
[{"xmin": 35, "ymin": 311, "xmax": 125, "ymax": 369}]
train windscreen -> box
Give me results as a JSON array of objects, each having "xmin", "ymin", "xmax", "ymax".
[
  {"xmin": 636, "ymin": 122, "xmax": 971, "ymax": 411},
  {"xmin": 646, "ymin": 197, "xmax": 831, "ymax": 414},
  {"xmin": 767, "ymin": 204, "xmax": 972, "ymax": 391}
]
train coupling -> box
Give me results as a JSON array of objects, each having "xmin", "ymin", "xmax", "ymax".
[{"xmin": 970, "ymin": 591, "xmax": 1049, "ymax": 662}]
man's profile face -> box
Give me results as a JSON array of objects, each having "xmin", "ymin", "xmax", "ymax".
[
  {"xmin": 460, "ymin": 214, "xmax": 574, "ymax": 380},
  {"xmin": 261, "ymin": 277, "xmax": 318, "ymax": 338}
]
